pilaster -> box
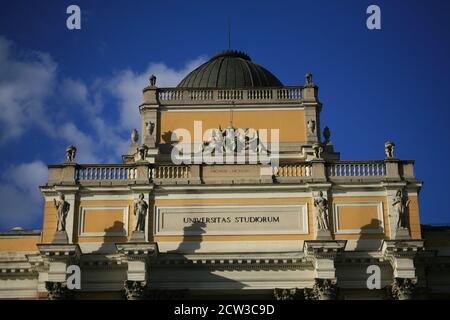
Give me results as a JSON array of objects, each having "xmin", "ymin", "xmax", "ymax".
[
  {"xmin": 304, "ymin": 240, "xmax": 346, "ymax": 299},
  {"xmin": 37, "ymin": 243, "xmax": 81, "ymax": 300}
]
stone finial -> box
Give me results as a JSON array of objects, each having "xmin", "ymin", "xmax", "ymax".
[
  {"xmin": 131, "ymin": 129, "xmax": 139, "ymax": 144},
  {"xmin": 323, "ymin": 126, "xmax": 331, "ymax": 144},
  {"xmin": 385, "ymin": 140, "xmax": 395, "ymax": 159},
  {"xmin": 305, "ymin": 72, "xmax": 313, "ymax": 87},
  {"xmin": 65, "ymin": 145, "xmax": 77, "ymax": 162},
  {"xmin": 149, "ymin": 74, "xmax": 156, "ymax": 86}
]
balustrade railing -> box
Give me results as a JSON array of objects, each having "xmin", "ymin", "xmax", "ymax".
[
  {"xmin": 156, "ymin": 86, "xmax": 303, "ymax": 103},
  {"xmin": 76, "ymin": 165, "xmax": 137, "ymax": 180},
  {"xmin": 73, "ymin": 161, "xmax": 388, "ymax": 183},
  {"xmin": 326, "ymin": 161, "xmax": 386, "ymax": 177},
  {"xmin": 153, "ymin": 166, "xmax": 191, "ymax": 179},
  {"xmin": 273, "ymin": 163, "xmax": 312, "ymax": 177}
]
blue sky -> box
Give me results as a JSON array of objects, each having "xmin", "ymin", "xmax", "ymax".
[{"xmin": 0, "ymin": 0, "xmax": 449, "ymax": 230}]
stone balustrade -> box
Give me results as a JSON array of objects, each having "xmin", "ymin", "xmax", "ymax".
[
  {"xmin": 273, "ymin": 163, "xmax": 312, "ymax": 177},
  {"xmin": 46, "ymin": 159, "xmax": 415, "ymax": 186},
  {"xmin": 152, "ymin": 165, "xmax": 191, "ymax": 179},
  {"xmin": 156, "ymin": 86, "xmax": 303, "ymax": 105},
  {"xmin": 326, "ymin": 161, "xmax": 386, "ymax": 177},
  {"xmin": 76, "ymin": 165, "xmax": 137, "ymax": 180}
]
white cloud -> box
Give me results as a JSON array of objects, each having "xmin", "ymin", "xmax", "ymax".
[
  {"xmin": 0, "ymin": 161, "xmax": 47, "ymax": 229},
  {"xmin": 0, "ymin": 37, "xmax": 206, "ymax": 230},
  {"xmin": 0, "ymin": 37, "xmax": 57, "ymax": 143},
  {"xmin": 107, "ymin": 56, "xmax": 206, "ymax": 130},
  {"xmin": 58, "ymin": 122, "xmax": 100, "ymax": 163}
]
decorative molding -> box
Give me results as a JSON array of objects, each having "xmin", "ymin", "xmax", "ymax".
[
  {"xmin": 154, "ymin": 203, "xmax": 309, "ymax": 236},
  {"xmin": 123, "ymin": 280, "xmax": 147, "ymax": 300},
  {"xmin": 78, "ymin": 205, "xmax": 129, "ymax": 237},
  {"xmin": 333, "ymin": 202, "xmax": 384, "ymax": 234}
]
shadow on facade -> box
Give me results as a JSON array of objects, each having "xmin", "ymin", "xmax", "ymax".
[
  {"xmin": 353, "ymin": 218, "xmax": 384, "ymax": 251},
  {"xmin": 92, "ymin": 221, "xmax": 127, "ymax": 254},
  {"xmin": 148, "ymin": 222, "xmax": 248, "ymax": 299}
]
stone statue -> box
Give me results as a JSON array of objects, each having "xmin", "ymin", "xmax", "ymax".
[
  {"xmin": 323, "ymin": 126, "xmax": 331, "ymax": 144},
  {"xmin": 137, "ymin": 145, "xmax": 148, "ymax": 161},
  {"xmin": 392, "ymin": 190, "xmax": 410, "ymax": 229},
  {"xmin": 131, "ymin": 129, "xmax": 139, "ymax": 144},
  {"xmin": 305, "ymin": 72, "xmax": 313, "ymax": 87},
  {"xmin": 314, "ymin": 191, "xmax": 329, "ymax": 230},
  {"xmin": 203, "ymin": 129, "xmax": 224, "ymax": 154},
  {"xmin": 149, "ymin": 74, "xmax": 156, "ymax": 86},
  {"xmin": 385, "ymin": 141, "xmax": 395, "ymax": 158},
  {"xmin": 134, "ymin": 193, "xmax": 148, "ymax": 232},
  {"xmin": 307, "ymin": 120, "xmax": 316, "ymax": 135},
  {"xmin": 65, "ymin": 145, "xmax": 77, "ymax": 162},
  {"xmin": 53, "ymin": 193, "xmax": 70, "ymax": 232},
  {"xmin": 145, "ymin": 121, "xmax": 155, "ymax": 136},
  {"xmin": 245, "ymin": 128, "xmax": 259, "ymax": 152},
  {"xmin": 312, "ymin": 143, "xmax": 324, "ymax": 159}
]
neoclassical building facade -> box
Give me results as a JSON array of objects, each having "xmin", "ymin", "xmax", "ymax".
[{"xmin": 0, "ymin": 50, "xmax": 449, "ymax": 300}]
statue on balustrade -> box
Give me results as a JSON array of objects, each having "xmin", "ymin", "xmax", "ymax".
[
  {"xmin": 312, "ymin": 143, "xmax": 324, "ymax": 159},
  {"xmin": 53, "ymin": 193, "xmax": 70, "ymax": 232},
  {"xmin": 131, "ymin": 128, "xmax": 139, "ymax": 144},
  {"xmin": 134, "ymin": 193, "xmax": 148, "ymax": 232},
  {"xmin": 137, "ymin": 144, "xmax": 148, "ymax": 161},
  {"xmin": 323, "ymin": 126, "xmax": 331, "ymax": 144},
  {"xmin": 392, "ymin": 190, "xmax": 410, "ymax": 229},
  {"xmin": 314, "ymin": 191, "xmax": 330, "ymax": 230},
  {"xmin": 385, "ymin": 141, "xmax": 395, "ymax": 159},
  {"xmin": 65, "ymin": 145, "xmax": 77, "ymax": 162},
  {"xmin": 149, "ymin": 74, "xmax": 157, "ymax": 87},
  {"xmin": 305, "ymin": 72, "xmax": 313, "ymax": 87}
]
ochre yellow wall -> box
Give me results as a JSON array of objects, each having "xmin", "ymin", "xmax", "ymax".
[
  {"xmin": 330, "ymin": 196, "xmax": 389, "ymax": 240},
  {"xmin": 37, "ymin": 194, "xmax": 421, "ymax": 245},
  {"xmin": 82, "ymin": 209, "xmax": 124, "ymax": 233},
  {"xmin": 159, "ymin": 110, "xmax": 306, "ymax": 143},
  {"xmin": 337, "ymin": 205, "xmax": 380, "ymax": 230},
  {"xmin": 74, "ymin": 200, "xmax": 134, "ymax": 243},
  {"xmin": 407, "ymin": 195, "xmax": 421, "ymax": 239},
  {"xmin": 42, "ymin": 201, "xmax": 57, "ymax": 243},
  {"xmin": 152, "ymin": 197, "xmax": 314, "ymax": 242},
  {"xmin": 0, "ymin": 236, "xmax": 40, "ymax": 252}
]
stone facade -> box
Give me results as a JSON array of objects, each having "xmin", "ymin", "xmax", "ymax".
[{"xmin": 0, "ymin": 50, "xmax": 449, "ymax": 300}]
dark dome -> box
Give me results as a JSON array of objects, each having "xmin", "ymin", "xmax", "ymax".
[{"xmin": 177, "ymin": 50, "xmax": 283, "ymax": 88}]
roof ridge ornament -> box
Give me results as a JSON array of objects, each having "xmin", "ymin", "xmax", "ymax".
[{"xmin": 209, "ymin": 50, "xmax": 252, "ymax": 61}]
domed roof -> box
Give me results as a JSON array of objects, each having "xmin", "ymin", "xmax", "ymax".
[{"xmin": 177, "ymin": 50, "xmax": 283, "ymax": 88}]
